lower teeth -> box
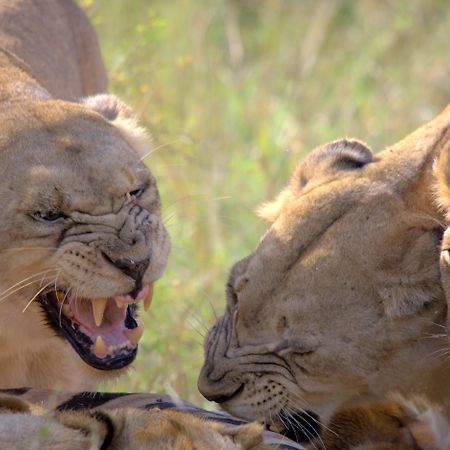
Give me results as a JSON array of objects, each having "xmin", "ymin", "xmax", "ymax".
[{"xmin": 91, "ymin": 337, "xmax": 137, "ymax": 359}]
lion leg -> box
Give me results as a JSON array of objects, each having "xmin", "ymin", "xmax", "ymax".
[{"xmin": 316, "ymin": 400, "xmax": 418, "ymax": 450}]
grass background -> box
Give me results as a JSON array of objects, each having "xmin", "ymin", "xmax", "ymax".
[{"xmin": 79, "ymin": 0, "xmax": 450, "ymax": 407}]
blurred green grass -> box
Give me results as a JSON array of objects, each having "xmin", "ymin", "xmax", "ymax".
[{"xmin": 80, "ymin": 0, "xmax": 450, "ymax": 406}]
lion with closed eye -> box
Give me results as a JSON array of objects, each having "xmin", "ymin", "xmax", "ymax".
[{"xmin": 199, "ymin": 106, "xmax": 450, "ymax": 449}]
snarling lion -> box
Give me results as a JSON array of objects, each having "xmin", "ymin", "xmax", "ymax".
[
  {"xmin": 0, "ymin": 2, "xmax": 287, "ymax": 449},
  {"xmin": 199, "ymin": 106, "xmax": 450, "ymax": 448},
  {"xmin": 0, "ymin": 0, "xmax": 170, "ymax": 390}
]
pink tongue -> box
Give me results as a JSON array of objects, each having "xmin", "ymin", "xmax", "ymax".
[
  {"xmin": 69, "ymin": 297, "xmax": 125, "ymax": 332},
  {"xmin": 62, "ymin": 284, "xmax": 152, "ymax": 354},
  {"xmin": 68, "ymin": 297, "xmax": 128, "ymax": 345}
]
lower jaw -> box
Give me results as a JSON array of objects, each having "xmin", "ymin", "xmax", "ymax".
[
  {"xmin": 76, "ymin": 344, "xmax": 137, "ymax": 371},
  {"xmin": 38, "ymin": 283, "xmax": 156, "ymax": 371},
  {"xmin": 39, "ymin": 298, "xmax": 140, "ymax": 371},
  {"xmin": 55, "ymin": 322, "xmax": 138, "ymax": 371}
]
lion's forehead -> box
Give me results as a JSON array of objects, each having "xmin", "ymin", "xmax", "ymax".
[
  {"xmin": 12, "ymin": 162, "xmax": 147, "ymax": 215},
  {"xmin": 0, "ymin": 99, "xmax": 141, "ymax": 166},
  {"xmin": 0, "ymin": 118, "xmax": 150, "ymax": 214},
  {"xmin": 226, "ymin": 171, "xmax": 440, "ymax": 343}
]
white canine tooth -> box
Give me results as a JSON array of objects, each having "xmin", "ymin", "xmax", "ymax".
[
  {"xmin": 143, "ymin": 283, "xmax": 154, "ymax": 312},
  {"xmin": 124, "ymin": 326, "xmax": 144, "ymax": 345},
  {"xmin": 93, "ymin": 336, "xmax": 107, "ymax": 358},
  {"xmin": 443, "ymin": 249, "xmax": 450, "ymax": 267},
  {"xmin": 92, "ymin": 298, "xmax": 108, "ymax": 327}
]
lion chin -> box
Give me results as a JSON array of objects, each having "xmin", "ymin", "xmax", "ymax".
[
  {"xmin": 0, "ymin": 0, "xmax": 170, "ymax": 390},
  {"xmin": 198, "ymin": 105, "xmax": 450, "ymax": 447}
]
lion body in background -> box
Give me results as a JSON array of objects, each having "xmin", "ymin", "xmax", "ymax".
[{"xmin": 0, "ymin": 0, "xmax": 107, "ymax": 99}]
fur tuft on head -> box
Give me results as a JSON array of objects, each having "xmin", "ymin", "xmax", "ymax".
[
  {"xmin": 81, "ymin": 94, "xmax": 152, "ymax": 159},
  {"xmin": 256, "ymin": 188, "xmax": 292, "ymax": 222}
]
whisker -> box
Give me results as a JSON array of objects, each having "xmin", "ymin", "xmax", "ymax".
[
  {"xmin": 420, "ymin": 333, "xmax": 448, "ymax": 340},
  {"xmin": 277, "ymin": 411, "xmax": 303, "ymax": 448},
  {"xmin": 191, "ymin": 313, "xmax": 210, "ymax": 334},
  {"xmin": 286, "ymin": 408, "xmax": 322, "ymax": 449},
  {"xmin": 0, "ymin": 269, "xmax": 58, "ymax": 299},
  {"xmin": 161, "ymin": 194, "xmax": 231, "ymax": 215},
  {"xmin": 430, "ymin": 321, "xmax": 447, "ymax": 330},
  {"xmin": 0, "ymin": 271, "xmax": 59, "ymax": 304},
  {"xmin": 204, "ymin": 297, "xmax": 218, "ymax": 321},
  {"xmin": 57, "ymin": 284, "xmax": 71, "ymax": 327},
  {"xmin": 187, "ymin": 319, "xmax": 206, "ymax": 340},
  {"xmin": 22, "ymin": 279, "xmax": 57, "ymax": 313},
  {"xmin": 163, "ymin": 211, "xmax": 177, "ymax": 226},
  {"xmin": 282, "ymin": 411, "xmax": 318, "ymax": 450},
  {"xmin": 429, "ymin": 346, "xmax": 450, "ymax": 361},
  {"xmin": 289, "ymin": 396, "xmax": 338, "ymax": 438},
  {"xmin": 140, "ymin": 139, "xmax": 181, "ymax": 162},
  {"xmin": 284, "ymin": 405, "xmax": 326, "ymax": 449},
  {"xmin": 412, "ymin": 211, "xmax": 447, "ymax": 229}
]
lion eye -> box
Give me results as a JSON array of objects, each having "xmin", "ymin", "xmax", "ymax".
[
  {"xmin": 31, "ymin": 210, "xmax": 66, "ymax": 223},
  {"xmin": 129, "ymin": 187, "xmax": 145, "ymax": 198}
]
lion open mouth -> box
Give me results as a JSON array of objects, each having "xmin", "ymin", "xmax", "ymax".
[{"xmin": 38, "ymin": 284, "xmax": 153, "ymax": 370}]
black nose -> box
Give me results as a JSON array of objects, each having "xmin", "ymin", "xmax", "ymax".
[{"xmin": 113, "ymin": 257, "xmax": 150, "ymax": 281}]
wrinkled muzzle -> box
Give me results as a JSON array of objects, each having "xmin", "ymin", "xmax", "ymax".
[
  {"xmin": 37, "ymin": 198, "xmax": 169, "ymax": 371},
  {"xmin": 64, "ymin": 201, "xmax": 153, "ymax": 291}
]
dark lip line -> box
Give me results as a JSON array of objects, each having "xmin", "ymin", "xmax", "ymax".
[{"xmin": 38, "ymin": 291, "xmax": 137, "ymax": 371}]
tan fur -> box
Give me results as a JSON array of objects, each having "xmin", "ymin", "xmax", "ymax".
[
  {"xmin": 0, "ymin": 3, "xmax": 270, "ymax": 449},
  {"xmin": 315, "ymin": 397, "xmax": 449, "ymax": 450},
  {"xmin": 199, "ymin": 107, "xmax": 450, "ymax": 447},
  {"xmin": 0, "ymin": 0, "xmax": 107, "ymax": 100},
  {"xmin": 0, "ymin": 0, "xmax": 170, "ymax": 390},
  {"xmin": 0, "ymin": 395, "xmax": 270, "ymax": 450}
]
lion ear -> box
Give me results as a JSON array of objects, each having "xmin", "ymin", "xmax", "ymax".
[
  {"xmin": 81, "ymin": 94, "xmax": 151, "ymax": 159},
  {"xmin": 313, "ymin": 138, "xmax": 374, "ymax": 172}
]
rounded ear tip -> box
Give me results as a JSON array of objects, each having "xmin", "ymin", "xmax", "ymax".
[
  {"xmin": 331, "ymin": 138, "xmax": 373, "ymax": 157},
  {"xmin": 80, "ymin": 94, "xmax": 134, "ymax": 121},
  {"xmin": 324, "ymin": 138, "xmax": 374, "ymax": 169},
  {"xmin": 80, "ymin": 94, "xmax": 151, "ymax": 158}
]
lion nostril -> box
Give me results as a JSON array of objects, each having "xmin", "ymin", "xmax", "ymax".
[
  {"xmin": 113, "ymin": 257, "xmax": 150, "ymax": 280},
  {"xmin": 102, "ymin": 252, "xmax": 150, "ymax": 282}
]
